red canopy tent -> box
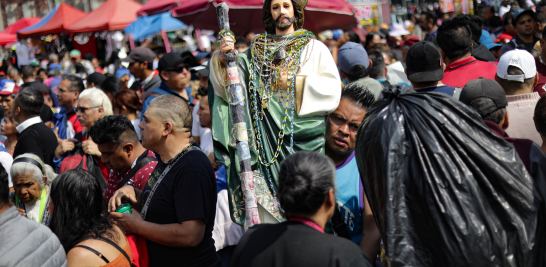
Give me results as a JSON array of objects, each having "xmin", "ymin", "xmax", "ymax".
[
  {"xmin": 18, "ymin": 3, "xmax": 87, "ymax": 38},
  {"xmin": 137, "ymin": 0, "xmax": 183, "ymax": 16},
  {"xmin": 65, "ymin": 0, "xmax": 142, "ymax": 33},
  {"xmin": 4, "ymin": 17, "xmax": 41, "ymax": 34},
  {"xmin": 0, "ymin": 32, "xmax": 17, "ymax": 45},
  {"xmin": 171, "ymin": 0, "xmax": 357, "ymax": 34}
]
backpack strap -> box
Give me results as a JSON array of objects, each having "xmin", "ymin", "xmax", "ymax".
[
  {"xmin": 117, "ymin": 156, "xmax": 157, "ymax": 190},
  {"xmin": 331, "ymin": 203, "xmax": 351, "ymax": 239}
]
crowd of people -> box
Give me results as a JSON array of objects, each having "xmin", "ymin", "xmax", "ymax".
[{"xmin": 1, "ymin": 0, "xmax": 546, "ymax": 266}]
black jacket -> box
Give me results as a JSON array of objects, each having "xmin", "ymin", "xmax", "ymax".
[
  {"xmin": 14, "ymin": 122, "xmax": 58, "ymax": 168},
  {"xmin": 232, "ymin": 221, "xmax": 372, "ymax": 267},
  {"xmin": 472, "ymin": 43, "xmax": 497, "ymax": 62},
  {"xmin": 131, "ymin": 74, "xmax": 162, "ymax": 101},
  {"xmin": 499, "ymin": 34, "xmax": 540, "ymax": 57}
]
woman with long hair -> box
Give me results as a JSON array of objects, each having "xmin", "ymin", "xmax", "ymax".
[
  {"xmin": 49, "ymin": 168, "xmax": 132, "ymax": 266},
  {"xmin": 11, "ymin": 153, "xmax": 57, "ymax": 225},
  {"xmin": 113, "ymin": 89, "xmax": 142, "ymax": 139},
  {"xmin": 1, "ymin": 114, "xmax": 18, "ymax": 156}
]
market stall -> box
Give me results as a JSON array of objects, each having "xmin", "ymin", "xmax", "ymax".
[
  {"xmin": 0, "ymin": 32, "xmax": 17, "ymax": 45},
  {"xmin": 126, "ymin": 12, "xmax": 187, "ymax": 52},
  {"xmin": 4, "ymin": 18, "xmax": 41, "ymax": 35},
  {"xmin": 17, "ymin": 3, "xmax": 87, "ymax": 38},
  {"xmin": 129, "ymin": 12, "xmax": 186, "ymax": 41},
  {"xmin": 18, "ymin": 4, "xmax": 87, "ymax": 38},
  {"xmin": 65, "ymin": 0, "xmax": 142, "ymax": 33}
]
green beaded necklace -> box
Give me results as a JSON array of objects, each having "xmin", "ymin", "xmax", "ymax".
[{"xmin": 249, "ymin": 29, "xmax": 314, "ymax": 166}]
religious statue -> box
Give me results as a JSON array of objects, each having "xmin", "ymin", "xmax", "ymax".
[{"xmin": 210, "ymin": 0, "xmax": 341, "ymax": 226}]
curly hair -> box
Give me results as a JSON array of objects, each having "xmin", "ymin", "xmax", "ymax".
[{"xmin": 262, "ymin": 0, "xmax": 305, "ymax": 35}]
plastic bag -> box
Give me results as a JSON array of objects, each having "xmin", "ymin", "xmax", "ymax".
[{"xmin": 355, "ymin": 86, "xmax": 545, "ymax": 267}]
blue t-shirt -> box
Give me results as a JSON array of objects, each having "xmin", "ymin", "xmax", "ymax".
[
  {"xmin": 414, "ymin": 85, "xmax": 456, "ymax": 96},
  {"xmin": 48, "ymin": 77, "xmax": 63, "ymax": 91},
  {"xmin": 335, "ymin": 152, "xmax": 364, "ymax": 245}
]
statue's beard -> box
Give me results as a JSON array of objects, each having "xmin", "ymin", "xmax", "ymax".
[{"xmin": 275, "ymin": 15, "xmax": 296, "ymax": 31}]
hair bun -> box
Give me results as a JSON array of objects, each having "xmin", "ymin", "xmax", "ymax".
[{"xmin": 277, "ymin": 152, "xmax": 335, "ymax": 216}]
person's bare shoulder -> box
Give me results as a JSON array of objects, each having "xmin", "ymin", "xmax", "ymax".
[{"xmin": 66, "ymin": 245, "xmax": 106, "ymax": 267}]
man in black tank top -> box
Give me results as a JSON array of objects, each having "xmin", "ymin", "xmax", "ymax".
[{"xmin": 109, "ymin": 95, "xmax": 221, "ymax": 267}]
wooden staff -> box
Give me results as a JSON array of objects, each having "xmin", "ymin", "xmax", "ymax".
[{"xmin": 216, "ymin": 3, "xmax": 260, "ymax": 228}]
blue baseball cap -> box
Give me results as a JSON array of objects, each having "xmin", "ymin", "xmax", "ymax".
[
  {"xmin": 49, "ymin": 63, "xmax": 61, "ymax": 72},
  {"xmin": 338, "ymin": 42, "xmax": 369, "ymax": 75},
  {"xmin": 116, "ymin": 68, "xmax": 131, "ymax": 78},
  {"xmin": 479, "ymin": 30, "xmax": 502, "ymax": 50},
  {"xmin": 333, "ymin": 29, "xmax": 343, "ymax": 40},
  {"xmin": 195, "ymin": 51, "xmax": 210, "ymax": 61}
]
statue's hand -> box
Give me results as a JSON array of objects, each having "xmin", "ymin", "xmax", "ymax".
[{"xmin": 219, "ymin": 36, "xmax": 235, "ymax": 65}]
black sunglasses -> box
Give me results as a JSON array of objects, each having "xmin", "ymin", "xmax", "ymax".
[
  {"xmin": 75, "ymin": 105, "xmax": 100, "ymax": 113},
  {"xmin": 164, "ymin": 65, "xmax": 190, "ymax": 73}
]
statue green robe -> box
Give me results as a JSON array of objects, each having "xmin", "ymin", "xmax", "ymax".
[{"xmin": 209, "ymin": 35, "xmax": 341, "ymax": 225}]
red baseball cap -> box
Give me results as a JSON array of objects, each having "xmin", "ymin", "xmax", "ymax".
[
  {"xmin": 0, "ymin": 82, "xmax": 20, "ymax": 96},
  {"xmin": 402, "ymin": 35, "xmax": 421, "ymax": 48}
]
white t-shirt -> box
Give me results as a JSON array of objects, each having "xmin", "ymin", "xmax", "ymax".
[
  {"xmin": 192, "ymin": 103, "xmax": 213, "ymax": 154},
  {"xmin": 25, "ymin": 199, "xmax": 41, "ymax": 222},
  {"xmin": 192, "ymin": 103, "xmax": 208, "ymax": 138},
  {"xmin": 14, "ymin": 42, "xmax": 30, "ymax": 67},
  {"xmin": 200, "ymin": 128, "xmax": 213, "ymax": 155},
  {"xmin": 499, "ymin": 5, "xmax": 510, "ymax": 18},
  {"xmin": 0, "ymin": 152, "xmax": 13, "ymax": 187},
  {"xmin": 132, "ymin": 118, "xmax": 141, "ymax": 140}
]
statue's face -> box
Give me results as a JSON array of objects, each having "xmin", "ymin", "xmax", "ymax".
[{"xmin": 271, "ymin": 0, "xmax": 295, "ymax": 30}]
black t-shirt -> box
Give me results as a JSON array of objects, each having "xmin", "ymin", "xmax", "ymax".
[
  {"xmin": 22, "ymin": 81, "xmax": 50, "ymax": 93},
  {"xmin": 141, "ymin": 145, "xmax": 221, "ymax": 267},
  {"xmin": 13, "ymin": 122, "xmax": 58, "ymax": 169},
  {"xmin": 232, "ymin": 221, "xmax": 373, "ymax": 267},
  {"xmin": 414, "ymin": 85, "xmax": 456, "ymax": 97}
]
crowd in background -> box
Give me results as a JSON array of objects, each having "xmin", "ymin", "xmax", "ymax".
[{"xmin": 2, "ymin": 1, "xmax": 546, "ymax": 266}]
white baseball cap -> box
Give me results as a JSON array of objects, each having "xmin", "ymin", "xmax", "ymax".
[{"xmin": 497, "ymin": 49, "xmax": 537, "ymax": 82}]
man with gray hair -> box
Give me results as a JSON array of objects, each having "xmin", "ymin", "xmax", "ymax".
[
  {"xmin": 49, "ymin": 53, "xmax": 59, "ymax": 64},
  {"xmin": 7, "ymin": 68, "xmax": 22, "ymax": 86},
  {"xmin": 109, "ymin": 95, "xmax": 221, "ymax": 266}
]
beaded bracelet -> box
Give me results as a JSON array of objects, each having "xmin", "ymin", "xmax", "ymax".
[{"xmin": 218, "ymin": 29, "xmax": 235, "ymax": 42}]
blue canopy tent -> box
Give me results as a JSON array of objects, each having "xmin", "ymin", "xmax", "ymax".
[
  {"xmin": 126, "ymin": 12, "xmax": 186, "ymax": 40},
  {"xmin": 124, "ymin": 15, "xmax": 153, "ymax": 38}
]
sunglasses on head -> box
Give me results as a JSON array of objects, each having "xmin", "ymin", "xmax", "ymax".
[{"xmin": 164, "ymin": 65, "xmax": 190, "ymax": 73}]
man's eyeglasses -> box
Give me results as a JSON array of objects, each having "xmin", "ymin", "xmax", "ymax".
[
  {"xmin": 164, "ymin": 65, "xmax": 190, "ymax": 73},
  {"xmin": 75, "ymin": 105, "xmax": 100, "ymax": 113}
]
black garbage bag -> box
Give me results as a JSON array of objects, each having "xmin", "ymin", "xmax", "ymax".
[{"xmin": 355, "ymin": 86, "xmax": 545, "ymax": 267}]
